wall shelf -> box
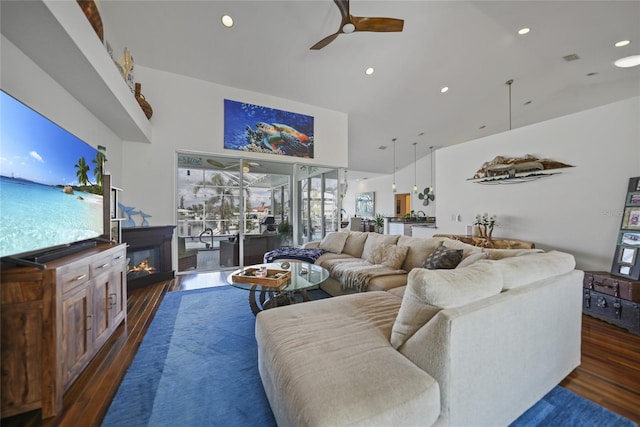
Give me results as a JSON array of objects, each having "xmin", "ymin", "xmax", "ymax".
[{"xmin": 1, "ymin": 0, "xmax": 152, "ymax": 143}]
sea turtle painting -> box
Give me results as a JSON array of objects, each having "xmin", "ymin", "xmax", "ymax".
[
  {"xmin": 224, "ymin": 99, "xmax": 315, "ymax": 159},
  {"xmin": 248, "ymin": 122, "xmax": 314, "ymax": 157}
]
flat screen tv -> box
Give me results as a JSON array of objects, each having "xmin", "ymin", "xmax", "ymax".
[{"xmin": 0, "ymin": 90, "xmax": 107, "ymax": 266}]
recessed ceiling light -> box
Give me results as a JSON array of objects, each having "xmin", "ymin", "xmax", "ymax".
[
  {"xmin": 221, "ymin": 15, "xmax": 234, "ymax": 27},
  {"xmin": 365, "ymin": 67, "xmax": 375, "ymax": 75},
  {"xmin": 615, "ymin": 40, "xmax": 631, "ymax": 48},
  {"xmin": 440, "ymin": 86, "xmax": 449, "ymax": 93},
  {"xmin": 614, "ymin": 55, "xmax": 640, "ymax": 68},
  {"xmin": 518, "ymin": 27, "xmax": 530, "ymax": 35}
]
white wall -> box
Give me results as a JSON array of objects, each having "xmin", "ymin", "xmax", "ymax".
[
  {"xmin": 344, "ymin": 97, "xmax": 639, "ymax": 271},
  {"xmin": 121, "ymin": 66, "xmax": 349, "ymax": 227},
  {"xmin": 436, "ymin": 97, "xmax": 640, "ymax": 271},
  {"xmin": 1, "ymin": 36, "xmax": 125, "ymax": 184}
]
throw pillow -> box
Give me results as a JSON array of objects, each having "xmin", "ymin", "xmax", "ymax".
[
  {"xmin": 382, "ymin": 244, "xmax": 410, "ymax": 270},
  {"xmin": 318, "ymin": 232, "xmax": 349, "ymax": 254},
  {"xmin": 366, "ymin": 244, "xmax": 410, "ymax": 270},
  {"xmin": 361, "ymin": 233, "xmax": 400, "ymax": 261},
  {"xmin": 422, "ymin": 244, "xmax": 463, "ymax": 269},
  {"xmin": 366, "ymin": 244, "xmax": 386, "ymax": 265},
  {"xmin": 456, "ymin": 251, "xmax": 489, "ymax": 269},
  {"xmin": 390, "ymin": 261, "xmax": 503, "ymax": 348}
]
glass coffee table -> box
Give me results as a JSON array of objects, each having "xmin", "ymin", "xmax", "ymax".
[{"xmin": 228, "ymin": 261, "xmax": 329, "ymax": 315}]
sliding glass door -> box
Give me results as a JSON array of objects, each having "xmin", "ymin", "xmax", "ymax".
[
  {"xmin": 297, "ymin": 166, "xmax": 340, "ymax": 244},
  {"xmin": 176, "ymin": 153, "xmax": 293, "ymax": 273}
]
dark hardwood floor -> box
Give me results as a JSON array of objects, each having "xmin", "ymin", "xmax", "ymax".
[{"xmin": 3, "ymin": 274, "xmax": 640, "ymax": 426}]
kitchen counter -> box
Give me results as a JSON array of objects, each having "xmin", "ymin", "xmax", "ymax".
[{"xmin": 386, "ymin": 217, "xmax": 436, "ymax": 236}]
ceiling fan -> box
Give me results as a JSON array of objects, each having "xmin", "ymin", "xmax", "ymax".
[
  {"xmin": 206, "ymin": 159, "xmax": 261, "ymax": 172},
  {"xmin": 310, "ymin": 0, "xmax": 404, "ymax": 50}
]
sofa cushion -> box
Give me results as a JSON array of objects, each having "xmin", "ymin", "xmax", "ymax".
[
  {"xmin": 438, "ymin": 238, "xmax": 483, "ymax": 258},
  {"xmin": 390, "ymin": 261, "xmax": 503, "ymax": 348},
  {"xmin": 367, "ymin": 244, "xmax": 410, "ymax": 269},
  {"xmin": 456, "ymin": 251, "xmax": 489, "ymax": 268},
  {"xmin": 422, "ymin": 244, "xmax": 463, "ymax": 269},
  {"xmin": 342, "ymin": 231, "xmax": 369, "ymax": 258},
  {"xmin": 319, "ymin": 231, "xmax": 349, "ymax": 254},
  {"xmin": 495, "ymin": 250, "xmax": 576, "ymax": 290},
  {"xmin": 483, "ymin": 248, "xmax": 543, "ymax": 260},
  {"xmin": 361, "ymin": 233, "xmax": 400, "ymax": 261},
  {"xmin": 397, "ymin": 236, "xmax": 448, "ymax": 271}
]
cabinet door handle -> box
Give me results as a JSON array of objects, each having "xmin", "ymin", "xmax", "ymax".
[
  {"xmin": 86, "ymin": 314, "xmax": 92, "ymax": 331},
  {"xmin": 114, "ymin": 255, "xmax": 124, "ymax": 260},
  {"xmin": 75, "ymin": 274, "xmax": 87, "ymax": 281},
  {"xmin": 98, "ymin": 263, "xmax": 110, "ymax": 269}
]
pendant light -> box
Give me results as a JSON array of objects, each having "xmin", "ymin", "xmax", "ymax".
[
  {"xmin": 412, "ymin": 142, "xmax": 418, "ymax": 193},
  {"xmin": 392, "ymin": 138, "xmax": 397, "ymax": 193},
  {"xmin": 506, "ymin": 79, "xmax": 513, "ymax": 131},
  {"xmin": 429, "ymin": 145, "xmax": 435, "ymax": 194}
]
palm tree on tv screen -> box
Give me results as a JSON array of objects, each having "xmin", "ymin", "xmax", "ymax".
[{"xmin": 75, "ymin": 157, "xmax": 91, "ymax": 187}]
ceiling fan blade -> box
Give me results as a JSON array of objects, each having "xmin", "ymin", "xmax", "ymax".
[
  {"xmin": 334, "ymin": 0, "xmax": 350, "ymax": 24},
  {"xmin": 352, "ymin": 16, "xmax": 404, "ymax": 32},
  {"xmin": 206, "ymin": 159, "xmax": 225, "ymax": 168},
  {"xmin": 310, "ymin": 31, "xmax": 341, "ymax": 50}
]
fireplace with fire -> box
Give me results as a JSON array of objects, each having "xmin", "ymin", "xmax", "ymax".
[{"xmin": 122, "ymin": 225, "xmax": 175, "ymax": 289}]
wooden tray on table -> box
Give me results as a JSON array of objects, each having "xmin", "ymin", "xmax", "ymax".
[{"xmin": 231, "ymin": 268, "xmax": 291, "ymax": 289}]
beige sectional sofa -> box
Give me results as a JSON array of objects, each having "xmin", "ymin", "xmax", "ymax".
[
  {"xmin": 302, "ymin": 230, "xmax": 533, "ymax": 296},
  {"xmin": 255, "ymin": 237, "xmax": 584, "ymax": 426}
]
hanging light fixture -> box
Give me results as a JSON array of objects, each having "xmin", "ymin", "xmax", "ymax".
[
  {"xmin": 412, "ymin": 142, "xmax": 418, "ymax": 193},
  {"xmin": 392, "ymin": 138, "xmax": 397, "ymax": 193},
  {"xmin": 506, "ymin": 79, "xmax": 513, "ymax": 131},
  {"xmin": 430, "ymin": 146, "xmax": 435, "ymax": 194}
]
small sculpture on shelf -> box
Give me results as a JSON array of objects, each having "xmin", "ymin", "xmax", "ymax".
[
  {"xmin": 135, "ymin": 83, "xmax": 153, "ymax": 119},
  {"xmin": 117, "ymin": 47, "xmax": 135, "ymax": 93},
  {"xmin": 473, "ymin": 213, "xmax": 497, "ymax": 240}
]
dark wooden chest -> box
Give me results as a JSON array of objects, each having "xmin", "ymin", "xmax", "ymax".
[
  {"xmin": 583, "ymin": 271, "xmax": 640, "ymax": 303},
  {"xmin": 582, "ymin": 288, "xmax": 640, "ymax": 335}
]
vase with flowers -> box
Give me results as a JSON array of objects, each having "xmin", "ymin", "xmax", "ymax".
[{"xmin": 473, "ymin": 213, "xmax": 497, "ymax": 240}]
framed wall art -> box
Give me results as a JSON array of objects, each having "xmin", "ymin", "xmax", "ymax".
[
  {"xmin": 355, "ymin": 192, "xmax": 375, "ymax": 218},
  {"xmin": 612, "ymin": 245, "xmax": 640, "ymax": 279},
  {"xmin": 619, "ymin": 231, "xmax": 640, "ymax": 247},
  {"xmin": 611, "ymin": 176, "xmax": 640, "ymax": 279},
  {"xmin": 627, "ymin": 192, "xmax": 640, "ymax": 206},
  {"xmin": 622, "ymin": 207, "xmax": 640, "ymax": 230},
  {"xmin": 223, "ymin": 99, "xmax": 314, "ymax": 159}
]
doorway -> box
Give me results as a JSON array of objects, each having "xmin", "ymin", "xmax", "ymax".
[{"xmin": 394, "ymin": 193, "xmax": 411, "ymax": 217}]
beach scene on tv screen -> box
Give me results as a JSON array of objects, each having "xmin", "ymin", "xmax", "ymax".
[{"xmin": 0, "ymin": 93, "xmax": 104, "ymax": 258}]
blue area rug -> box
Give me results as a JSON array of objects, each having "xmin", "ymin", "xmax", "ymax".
[{"xmin": 103, "ymin": 286, "xmax": 636, "ymax": 427}]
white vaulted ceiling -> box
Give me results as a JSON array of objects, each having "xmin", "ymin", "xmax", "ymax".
[{"xmin": 98, "ymin": 0, "xmax": 640, "ymax": 174}]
